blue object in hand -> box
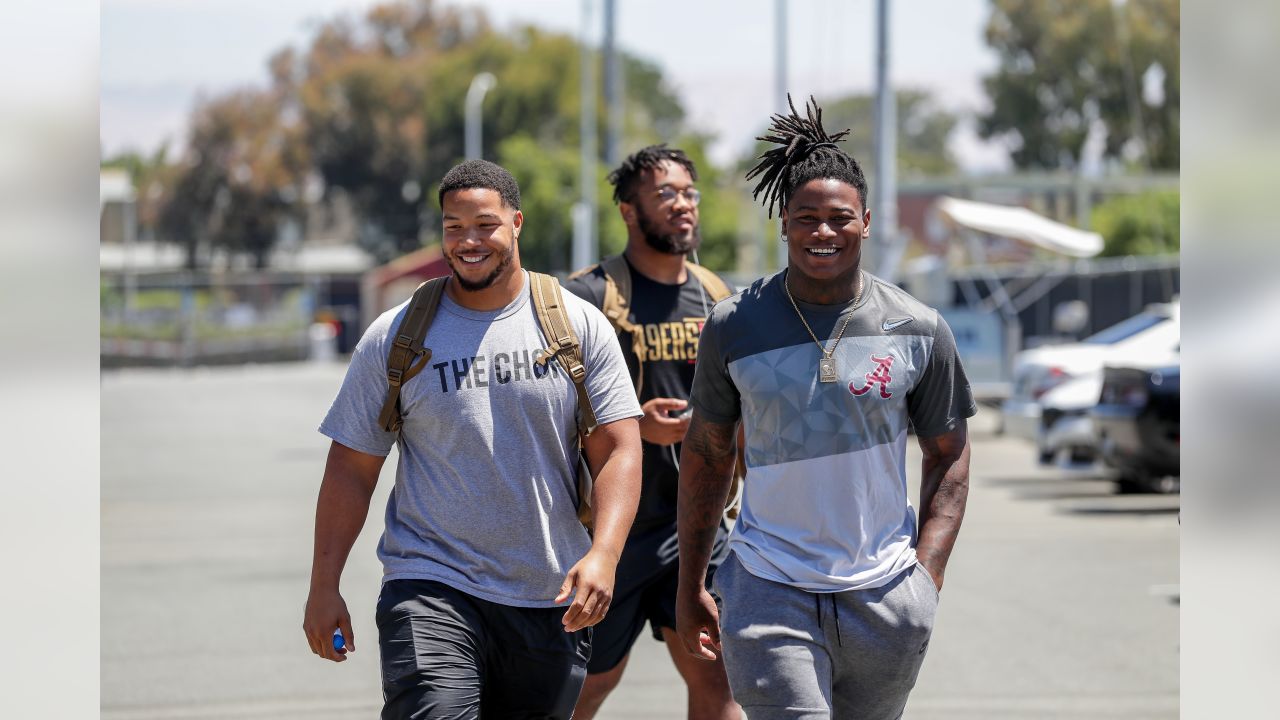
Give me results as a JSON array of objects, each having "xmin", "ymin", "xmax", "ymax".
[{"xmin": 333, "ymin": 629, "xmax": 345, "ymax": 651}]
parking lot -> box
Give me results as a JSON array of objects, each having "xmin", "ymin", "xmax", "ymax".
[{"xmin": 102, "ymin": 362, "xmax": 1178, "ymax": 719}]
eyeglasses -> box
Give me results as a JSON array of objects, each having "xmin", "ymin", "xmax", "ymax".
[{"xmin": 653, "ymin": 186, "xmax": 701, "ymax": 207}]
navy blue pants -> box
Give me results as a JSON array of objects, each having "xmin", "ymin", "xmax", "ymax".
[{"xmin": 377, "ymin": 579, "xmax": 592, "ymax": 719}]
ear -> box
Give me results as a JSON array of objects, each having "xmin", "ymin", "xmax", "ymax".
[
  {"xmin": 618, "ymin": 201, "xmax": 637, "ymax": 227},
  {"xmin": 512, "ymin": 210, "xmax": 524, "ymax": 239},
  {"xmin": 779, "ymin": 207, "xmax": 789, "ymax": 234},
  {"xmin": 861, "ymin": 208, "xmax": 871, "ymax": 239}
]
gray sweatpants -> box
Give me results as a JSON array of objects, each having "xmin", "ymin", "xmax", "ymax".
[{"xmin": 713, "ymin": 553, "xmax": 939, "ymax": 720}]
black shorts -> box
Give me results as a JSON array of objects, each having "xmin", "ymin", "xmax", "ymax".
[
  {"xmin": 376, "ymin": 579, "xmax": 591, "ymax": 720},
  {"xmin": 586, "ymin": 520, "xmax": 729, "ymax": 674}
]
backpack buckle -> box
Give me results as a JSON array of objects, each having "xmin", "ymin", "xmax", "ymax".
[
  {"xmin": 387, "ymin": 368, "xmax": 404, "ymax": 386},
  {"xmin": 568, "ymin": 362, "xmax": 586, "ymax": 383},
  {"xmin": 394, "ymin": 334, "xmax": 413, "ymax": 350}
]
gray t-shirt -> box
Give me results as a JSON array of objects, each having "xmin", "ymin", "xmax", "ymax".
[
  {"xmin": 691, "ymin": 270, "xmax": 976, "ymax": 592},
  {"xmin": 319, "ymin": 271, "xmax": 642, "ymax": 607}
]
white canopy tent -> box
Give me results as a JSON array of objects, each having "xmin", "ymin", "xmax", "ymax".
[{"xmin": 934, "ymin": 196, "xmax": 1103, "ymax": 258}]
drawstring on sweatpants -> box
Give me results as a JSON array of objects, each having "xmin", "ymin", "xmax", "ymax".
[
  {"xmin": 832, "ymin": 595, "xmax": 843, "ymax": 647},
  {"xmin": 817, "ymin": 593, "xmax": 843, "ymax": 647}
]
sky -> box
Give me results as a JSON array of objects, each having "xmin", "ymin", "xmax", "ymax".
[{"xmin": 100, "ymin": 0, "xmax": 1010, "ymax": 171}]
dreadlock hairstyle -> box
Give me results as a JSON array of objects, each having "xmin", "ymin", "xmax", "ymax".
[
  {"xmin": 745, "ymin": 94, "xmax": 869, "ymax": 219},
  {"xmin": 607, "ymin": 144, "xmax": 699, "ymax": 205}
]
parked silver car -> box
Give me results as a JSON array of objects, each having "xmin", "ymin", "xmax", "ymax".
[{"xmin": 1002, "ymin": 302, "xmax": 1180, "ymax": 465}]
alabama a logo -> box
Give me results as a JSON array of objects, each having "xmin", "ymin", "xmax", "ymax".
[{"xmin": 850, "ymin": 354, "xmax": 895, "ymax": 399}]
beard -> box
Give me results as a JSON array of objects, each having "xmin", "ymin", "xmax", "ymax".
[
  {"xmin": 447, "ymin": 244, "xmax": 515, "ymax": 291},
  {"xmin": 636, "ymin": 206, "xmax": 700, "ymax": 255}
]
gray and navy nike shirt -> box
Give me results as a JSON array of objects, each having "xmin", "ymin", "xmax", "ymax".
[{"xmin": 690, "ymin": 269, "xmax": 976, "ymax": 593}]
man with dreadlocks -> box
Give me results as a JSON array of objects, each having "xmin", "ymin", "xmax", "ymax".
[
  {"xmin": 675, "ymin": 96, "xmax": 975, "ymax": 719},
  {"xmin": 566, "ymin": 145, "xmax": 740, "ymax": 719}
]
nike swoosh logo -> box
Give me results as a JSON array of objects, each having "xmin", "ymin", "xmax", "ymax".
[{"xmin": 882, "ymin": 317, "xmax": 913, "ymax": 332}]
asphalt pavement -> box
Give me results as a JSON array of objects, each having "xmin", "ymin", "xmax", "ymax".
[{"xmin": 102, "ymin": 362, "xmax": 1178, "ymax": 719}]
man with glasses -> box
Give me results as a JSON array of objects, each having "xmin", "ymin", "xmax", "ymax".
[{"xmin": 566, "ymin": 145, "xmax": 740, "ymax": 719}]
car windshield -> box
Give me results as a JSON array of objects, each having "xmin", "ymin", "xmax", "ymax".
[{"xmin": 1083, "ymin": 311, "xmax": 1167, "ymax": 345}]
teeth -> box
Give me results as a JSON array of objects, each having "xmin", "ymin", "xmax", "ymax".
[
  {"xmin": 808, "ymin": 247, "xmax": 838, "ymax": 256},
  {"xmin": 461, "ymin": 255, "xmax": 487, "ymax": 264}
]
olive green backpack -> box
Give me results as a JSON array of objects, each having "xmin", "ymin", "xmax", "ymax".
[{"xmin": 377, "ymin": 272, "xmax": 602, "ymax": 526}]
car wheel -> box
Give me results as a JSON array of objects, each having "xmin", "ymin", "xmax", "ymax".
[
  {"xmin": 1117, "ymin": 473, "xmax": 1180, "ymax": 494},
  {"xmin": 1116, "ymin": 476, "xmax": 1147, "ymax": 494}
]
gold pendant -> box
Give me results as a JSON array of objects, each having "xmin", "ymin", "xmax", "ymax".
[{"xmin": 819, "ymin": 357, "xmax": 838, "ymax": 383}]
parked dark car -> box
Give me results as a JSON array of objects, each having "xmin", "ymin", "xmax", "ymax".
[{"xmin": 1091, "ymin": 363, "xmax": 1179, "ymax": 493}]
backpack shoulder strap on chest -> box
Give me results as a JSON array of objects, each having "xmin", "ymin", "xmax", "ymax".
[
  {"xmin": 596, "ymin": 254, "xmax": 651, "ymax": 395},
  {"xmin": 684, "ymin": 261, "xmax": 734, "ymax": 302},
  {"xmin": 378, "ymin": 276, "xmax": 448, "ymax": 433},
  {"xmin": 597, "ymin": 254, "xmax": 638, "ymax": 331},
  {"xmin": 529, "ymin": 271, "xmax": 599, "ymax": 437}
]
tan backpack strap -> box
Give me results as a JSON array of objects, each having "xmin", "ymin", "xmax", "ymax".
[
  {"xmin": 378, "ymin": 277, "xmax": 448, "ymax": 433},
  {"xmin": 685, "ymin": 261, "xmax": 734, "ymax": 302},
  {"xmin": 597, "ymin": 254, "xmax": 649, "ymax": 396},
  {"xmin": 529, "ymin": 272, "xmax": 599, "ymax": 437}
]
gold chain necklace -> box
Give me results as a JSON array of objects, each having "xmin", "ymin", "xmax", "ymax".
[{"xmin": 782, "ymin": 270, "xmax": 864, "ymax": 383}]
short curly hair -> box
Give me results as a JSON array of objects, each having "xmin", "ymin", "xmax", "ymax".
[
  {"xmin": 438, "ymin": 159, "xmax": 521, "ymax": 210},
  {"xmin": 607, "ymin": 144, "xmax": 698, "ymax": 205}
]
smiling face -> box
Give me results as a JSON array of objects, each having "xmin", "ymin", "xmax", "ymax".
[
  {"xmin": 622, "ymin": 160, "xmax": 701, "ymax": 255},
  {"xmin": 441, "ymin": 187, "xmax": 522, "ymax": 292},
  {"xmin": 781, "ymin": 177, "xmax": 870, "ymax": 289}
]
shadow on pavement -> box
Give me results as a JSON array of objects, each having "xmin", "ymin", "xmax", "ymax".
[{"xmin": 1055, "ymin": 503, "xmax": 1181, "ymax": 517}]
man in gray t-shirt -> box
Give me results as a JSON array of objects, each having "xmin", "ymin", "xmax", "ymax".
[
  {"xmin": 676, "ymin": 98, "xmax": 975, "ymax": 719},
  {"xmin": 303, "ymin": 160, "xmax": 643, "ymax": 720}
]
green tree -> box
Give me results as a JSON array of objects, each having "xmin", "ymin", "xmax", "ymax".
[
  {"xmin": 493, "ymin": 134, "xmax": 579, "ymax": 272},
  {"xmin": 979, "ymin": 0, "xmax": 1179, "ymax": 170},
  {"xmin": 285, "ymin": 0, "xmax": 687, "ymax": 263},
  {"xmin": 1091, "ymin": 190, "xmax": 1178, "ymax": 257},
  {"xmin": 158, "ymin": 89, "xmax": 308, "ymax": 268},
  {"xmin": 146, "ymin": 0, "xmax": 713, "ymax": 270}
]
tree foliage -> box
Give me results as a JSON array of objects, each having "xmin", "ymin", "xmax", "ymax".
[
  {"xmin": 111, "ymin": 0, "xmax": 708, "ymax": 270},
  {"xmin": 156, "ymin": 89, "xmax": 308, "ymax": 268},
  {"xmin": 277, "ymin": 0, "xmax": 689, "ymax": 264},
  {"xmin": 979, "ymin": 0, "xmax": 1179, "ymax": 171},
  {"xmin": 1091, "ymin": 190, "xmax": 1178, "ymax": 257}
]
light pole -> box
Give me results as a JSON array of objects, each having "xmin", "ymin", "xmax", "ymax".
[
  {"xmin": 573, "ymin": 0, "xmax": 597, "ymax": 270},
  {"xmin": 465, "ymin": 72, "xmax": 497, "ymax": 160},
  {"xmin": 603, "ymin": 0, "xmax": 622, "ymax": 167},
  {"xmin": 873, "ymin": 0, "xmax": 900, "ymax": 281}
]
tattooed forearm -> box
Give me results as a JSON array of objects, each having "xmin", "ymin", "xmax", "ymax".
[
  {"xmin": 916, "ymin": 423, "xmax": 971, "ymax": 589},
  {"xmin": 677, "ymin": 413, "xmax": 739, "ymax": 587}
]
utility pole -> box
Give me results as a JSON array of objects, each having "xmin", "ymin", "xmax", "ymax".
[
  {"xmin": 873, "ymin": 0, "xmax": 900, "ymax": 281},
  {"xmin": 573, "ymin": 0, "xmax": 597, "ymax": 270},
  {"xmin": 603, "ymin": 0, "xmax": 622, "ymax": 167},
  {"xmin": 773, "ymin": 0, "xmax": 788, "ymax": 273}
]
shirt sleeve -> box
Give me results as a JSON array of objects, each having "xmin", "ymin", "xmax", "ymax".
[
  {"xmin": 689, "ymin": 303, "xmax": 741, "ymax": 423},
  {"xmin": 318, "ymin": 312, "xmax": 401, "ymax": 457},
  {"xmin": 907, "ymin": 312, "xmax": 979, "ymax": 438},
  {"xmin": 574, "ymin": 297, "xmax": 643, "ymax": 426}
]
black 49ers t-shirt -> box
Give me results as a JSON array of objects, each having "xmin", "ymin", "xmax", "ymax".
[{"xmin": 565, "ymin": 259, "xmax": 731, "ymax": 534}]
